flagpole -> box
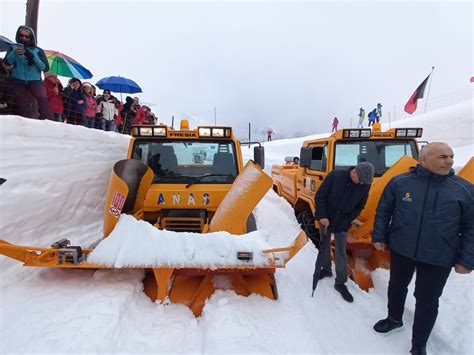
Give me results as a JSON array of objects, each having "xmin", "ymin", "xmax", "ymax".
[{"xmin": 423, "ymin": 66, "xmax": 435, "ymax": 113}]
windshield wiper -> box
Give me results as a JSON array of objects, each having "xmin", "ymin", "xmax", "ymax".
[
  {"xmin": 154, "ymin": 173, "xmax": 185, "ymax": 182},
  {"xmin": 185, "ymin": 174, "xmax": 234, "ymax": 188}
]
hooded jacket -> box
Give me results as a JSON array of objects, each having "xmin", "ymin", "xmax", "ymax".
[
  {"xmin": 372, "ymin": 165, "xmax": 474, "ymax": 269},
  {"xmin": 3, "ymin": 26, "xmax": 49, "ymax": 83}
]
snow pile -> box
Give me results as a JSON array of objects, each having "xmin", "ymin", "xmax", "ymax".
[
  {"xmin": 0, "ymin": 116, "xmax": 131, "ymax": 246},
  {"xmin": 88, "ymin": 214, "xmax": 278, "ymax": 268}
]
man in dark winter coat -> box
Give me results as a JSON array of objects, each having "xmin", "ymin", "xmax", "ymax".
[
  {"xmin": 314, "ymin": 161, "xmax": 374, "ymax": 302},
  {"xmin": 372, "ymin": 142, "xmax": 473, "ymax": 355},
  {"xmin": 3, "ymin": 25, "xmax": 53, "ymax": 120}
]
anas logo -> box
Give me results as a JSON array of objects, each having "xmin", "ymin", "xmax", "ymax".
[{"xmin": 402, "ymin": 192, "xmax": 412, "ymax": 202}]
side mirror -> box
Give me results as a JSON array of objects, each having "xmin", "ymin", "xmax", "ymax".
[
  {"xmin": 299, "ymin": 147, "xmax": 311, "ymax": 167},
  {"xmin": 254, "ymin": 146, "xmax": 265, "ymax": 169}
]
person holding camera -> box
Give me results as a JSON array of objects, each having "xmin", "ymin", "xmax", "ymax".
[{"xmin": 2, "ymin": 25, "xmax": 53, "ymax": 120}]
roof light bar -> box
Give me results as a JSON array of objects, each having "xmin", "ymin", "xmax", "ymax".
[
  {"xmin": 198, "ymin": 127, "xmax": 211, "ymax": 137},
  {"xmin": 133, "ymin": 125, "xmax": 168, "ymax": 137},
  {"xmin": 395, "ymin": 128, "xmax": 423, "ymax": 138},
  {"xmin": 198, "ymin": 126, "xmax": 232, "ymax": 138},
  {"xmin": 153, "ymin": 127, "xmax": 167, "ymax": 136},
  {"xmin": 342, "ymin": 129, "xmax": 372, "ymax": 139},
  {"xmin": 139, "ymin": 127, "xmax": 153, "ymax": 136}
]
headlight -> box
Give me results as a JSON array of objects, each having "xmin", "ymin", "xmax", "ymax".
[
  {"xmin": 153, "ymin": 127, "xmax": 166, "ymax": 136},
  {"xmin": 396, "ymin": 129, "xmax": 407, "ymax": 137},
  {"xmin": 212, "ymin": 128, "xmax": 224, "ymax": 137},
  {"xmin": 349, "ymin": 130, "xmax": 360, "ymax": 138},
  {"xmin": 199, "ymin": 128, "xmax": 211, "ymax": 137},
  {"xmin": 406, "ymin": 129, "xmax": 418, "ymax": 137},
  {"xmin": 360, "ymin": 130, "xmax": 371, "ymax": 138},
  {"xmin": 139, "ymin": 127, "xmax": 152, "ymax": 136}
]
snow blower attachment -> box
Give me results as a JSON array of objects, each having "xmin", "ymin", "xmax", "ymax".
[{"xmin": 0, "ymin": 122, "xmax": 308, "ymax": 316}]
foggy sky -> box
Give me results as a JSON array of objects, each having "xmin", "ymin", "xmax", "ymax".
[{"xmin": 1, "ymin": 0, "xmax": 472, "ymax": 139}]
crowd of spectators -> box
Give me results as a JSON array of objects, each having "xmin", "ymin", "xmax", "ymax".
[
  {"xmin": 0, "ymin": 25, "xmax": 157, "ymax": 134},
  {"xmin": 0, "ymin": 67, "xmax": 157, "ymax": 133}
]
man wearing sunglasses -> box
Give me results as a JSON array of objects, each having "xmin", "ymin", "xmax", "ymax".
[
  {"xmin": 314, "ymin": 161, "xmax": 374, "ymax": 302},
  {"xmin": 3, "ymin": 25, "xmax": 53, "ymax": 120}
]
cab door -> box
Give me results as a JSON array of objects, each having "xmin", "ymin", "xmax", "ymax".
[{"xmin": 300, "ymin": 143, "xmax": 329, "ymax": 211}]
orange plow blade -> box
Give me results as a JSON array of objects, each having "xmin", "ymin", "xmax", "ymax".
[{"xmin": 458, "ymin": 157, "xmax": 474, "ymax": 183}]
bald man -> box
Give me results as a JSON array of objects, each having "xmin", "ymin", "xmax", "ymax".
[{"xmin": 371, "ymin": 142, "xmax": 473, "ymax": 355}]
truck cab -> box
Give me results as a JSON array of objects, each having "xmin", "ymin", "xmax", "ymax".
[{"xmin": 127, "ymin": 121, "xmax": 264, "ymax": 232}]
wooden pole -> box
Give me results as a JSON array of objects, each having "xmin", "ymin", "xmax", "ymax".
[{"xmin": 25, "ymin": 0, "xmax": 40, "ymax": 37}]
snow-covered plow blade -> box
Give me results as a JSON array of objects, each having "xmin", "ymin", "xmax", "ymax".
[
  {"xmin": 0, "ymin": 159, "xmax": 307, "ymax": 316},
  {"xmin": 0, "ymin": 230, "xmax": 307, "ymax": 316}
]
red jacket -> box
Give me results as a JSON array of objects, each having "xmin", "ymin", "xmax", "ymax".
[
  {"xmin": 44, "ymin": 77, "xmax": 64, "ymax": 114},
  {"xmin": 115, "ymin": 103, "xmax": 123, "ymax": 125},
  {"xmin": 132, "ymin": 106, "xmax": 147, "ymax": 125}
]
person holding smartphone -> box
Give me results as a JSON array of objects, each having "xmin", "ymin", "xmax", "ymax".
[{"xmin": 2, "ymin": 25, "xmax": 53, "ymax": 120}]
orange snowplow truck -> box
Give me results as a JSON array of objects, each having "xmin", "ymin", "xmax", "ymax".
[
  {"xmin": 272, "ymin": 125, "xmax": 426, "ymax": 291},
  {"xmin": 0, "ymin": 120, "xmax": 307, "ymax": 316}
]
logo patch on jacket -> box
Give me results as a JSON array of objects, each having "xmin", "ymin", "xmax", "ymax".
[{"xmin": 402, "ymin": 192, "xmax": 412, "ymax": 202}]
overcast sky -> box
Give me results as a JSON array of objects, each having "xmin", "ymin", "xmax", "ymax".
[{"xmin": 1, "ymin": 0, "xmax": 472, "ymax": 138}]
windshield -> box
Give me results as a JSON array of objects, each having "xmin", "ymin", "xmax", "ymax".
[
  {"xmin": 131, "ymin": 140, "xmax": 239, "ymax": 184},
  {"xmin": 334, "ymin": 140, "xmax": 418, "ymax": 176}
]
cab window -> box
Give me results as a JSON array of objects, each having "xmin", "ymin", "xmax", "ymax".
[
  {"xmin": 309, "ymin": 145, "xmax": 327, "ymax": 172},
  {"xmin": 334, "ymin": 140, "xmax": 417, "ymax": 176},
  {"xmin": 131, "ymin": 140, "xmax": 238, "ymax": 184}
]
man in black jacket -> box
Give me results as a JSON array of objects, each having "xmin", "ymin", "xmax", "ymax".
[
  {"xmin": 314, "ymin": 162, "xmax": 374, "ymax": 302},
  {"xmin": 372, "ymin": 142, "xmax": 473, "ymax": 355}
]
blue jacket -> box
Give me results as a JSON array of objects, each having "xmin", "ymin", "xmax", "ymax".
[
  {"xmin": 3, "ymin": 25, "xmax": 49, "ymax": 83},
  {"xmin": 372, "ymin": 165, "xmax": 474, "ymax": 269},
  {"xmin": 63, "ymin": 87, "xmax": 84, "ymax": 114},
  {"xmin": 368, "ymin": 109, "xmax": 377, "ymax": 121}
]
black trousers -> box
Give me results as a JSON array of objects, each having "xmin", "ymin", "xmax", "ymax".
[{"xmin": 387, "ymin": 250, "xmax": 451, "ymax": 347}]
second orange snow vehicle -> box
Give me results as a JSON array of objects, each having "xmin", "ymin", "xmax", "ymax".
[
  {"xmin": 272, "ymin": 125, "xmax": 425, "ymax": 290},
  {"xmin": 0, "ymin": 121, "xmax": 307, "ymax": 316}
]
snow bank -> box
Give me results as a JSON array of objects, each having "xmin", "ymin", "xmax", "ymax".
[
  {"xmin": 0, "ymin": 116, "xmax": 130, "ymax": 245},
  {"xmin": 88, "ymin": 214, "xmax": 278, "ymax": 268}
]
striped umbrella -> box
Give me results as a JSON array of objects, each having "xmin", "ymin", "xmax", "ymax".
[{"xmin": 44, "ymin": 50, "xmax": 93, "ymax": 79}]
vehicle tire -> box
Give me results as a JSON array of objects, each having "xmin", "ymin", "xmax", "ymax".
[
  {"xmin": 246, "ymin": 213, "xmax": 257, "ymax": 233},
  {"xmin": 297, "ymin": 211, "xmax": 320, "ymax": 249}
]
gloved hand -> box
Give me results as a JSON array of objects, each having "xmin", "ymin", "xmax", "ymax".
[
  {"xmin": 24, "ymin": 49, "xmax": 34, "ymax": 59},
  {"xmin": 24, "ymin": 49, "xmax": 35, "ymax": 66}
]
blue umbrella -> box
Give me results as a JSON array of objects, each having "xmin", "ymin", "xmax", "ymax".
[
  {"xmin": 96, "ymin": 76, "xmax": 142, "ymax": 94},
  {"xmin": 0, "ymin": 35, "xmax": 14, "ymax": 52}
]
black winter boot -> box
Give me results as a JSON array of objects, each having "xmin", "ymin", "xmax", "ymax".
[
  {"xmin": 334, "ymin": 283, "xmax": 353, "ymax": 302},
  {"xmin": 373, "ymin": 317, "xmax": 403, "ymax": 333},
  {"xmin": 410, "ymin": 344, "xmax": 427, "ymax": 355}
]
